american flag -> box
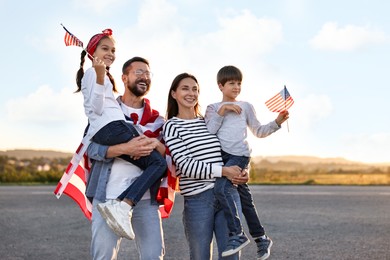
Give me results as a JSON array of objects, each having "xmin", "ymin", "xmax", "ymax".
[
  {"xmin": 157, "ymin": 148, "xmax": 179, "ymax": 218},
  {"xmin": 54, "ymin": 98, "xmax": 178, "ymax": 220},
  {"xmin": 265, "ymin": 85, "xmax": 294, "ymax": 112},
  {"xmin": 54, "ymin": 138, "xmax": 92, "ymax": 220},
  {"xmin": 61, "ymin": 24, "xmax": 83, "ymax": 47}
]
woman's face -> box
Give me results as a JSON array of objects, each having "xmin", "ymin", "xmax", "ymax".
[{"xmin": 172, "ymin": 77, "xmax": 199, "ymax": 110}]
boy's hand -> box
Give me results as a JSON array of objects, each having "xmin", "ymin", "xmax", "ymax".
[
  {"xmin": 218, "ymin": 104, "xmax": 242, "ymax": 116},
  {"xmin": 275, "ymin": 110, "xmax": 289, "ymax": 126}
]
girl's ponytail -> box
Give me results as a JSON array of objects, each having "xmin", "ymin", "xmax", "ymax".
[
  {"xmin": 106, "ymin": 68, "xmax": 117, "ymax": 93},
  {"xmin": 75, "ymin": 50, "xmax": 86, "ymax": 93}
]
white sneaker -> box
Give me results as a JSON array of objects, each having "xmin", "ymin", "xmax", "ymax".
[{"xmin": 97, "ymin": 200, "xmax": 135, "ymax": 240}]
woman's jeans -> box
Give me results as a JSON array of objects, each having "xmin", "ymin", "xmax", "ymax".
[
  {"xmin": 183, "ymin": 188, "xmax": 242, "ymax": 260},
  {"xmin": 93, "ymin": 120, "xmax": 167, "ymax": 204}
]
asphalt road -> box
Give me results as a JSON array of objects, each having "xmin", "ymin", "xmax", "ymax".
[{"xmin": 1, "ymin": 185, "xmax": 389, "ymax": 260}]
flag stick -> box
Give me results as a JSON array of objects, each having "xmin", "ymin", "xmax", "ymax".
[{"xmin": 284, "ymin": 85, "xmax": 290, "ymax": 132}]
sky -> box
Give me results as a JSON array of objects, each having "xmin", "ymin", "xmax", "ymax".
[{"xmin": 0, "ymin": 0, "xmax": 389, "ymax": 164}]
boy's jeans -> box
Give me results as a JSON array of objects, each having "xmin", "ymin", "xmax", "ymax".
[{"xmin": 214, "ymin": 152, "xmax": 250, "ymax": 235}]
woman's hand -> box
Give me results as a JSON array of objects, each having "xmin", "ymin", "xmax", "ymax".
[
  {"xmin": 231, "ymin": 168, "xmax": 249, "ymax": 185},
  {"xmin": 222, "ymin": 165, "xmax": 242, "ymax": 180}
]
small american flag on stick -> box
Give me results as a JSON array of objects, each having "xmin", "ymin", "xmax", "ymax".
[
  {"xmin": 61, "ymin": 24, "xmax": 83, "ymax": 47},
  {"xmin": 265, "ymin": 85, "xmax": 294, "ymax": 112}
]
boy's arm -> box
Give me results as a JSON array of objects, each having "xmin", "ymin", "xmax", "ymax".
[
  {"xmin": 246, "ymin": 102, "xmax": 280, "ymax": 138},
  {"xmin": 204, "ymin": 104, "xmax": 224, "ymax": 134}
]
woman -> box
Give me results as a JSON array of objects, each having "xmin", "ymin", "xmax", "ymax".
[{"xmin": 163, "ymin": 73, "xmax": 248, "ymax": 259}]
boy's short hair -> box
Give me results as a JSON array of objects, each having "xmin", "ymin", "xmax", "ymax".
[{"xmin": 217, "ymin": 65, "xmax": 243, "ymax": 86}]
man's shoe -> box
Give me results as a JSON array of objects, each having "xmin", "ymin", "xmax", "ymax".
[
  {"xmin": 256, "ymin": 235, "xmax": 273, "ymax": 260},
  {"xmin": 97, "ymin": 200, "xmax": 135, "ymax": 240},
  {"xmin": 221, "ymin": 233, "xmax": 250, "ymax": 257}
]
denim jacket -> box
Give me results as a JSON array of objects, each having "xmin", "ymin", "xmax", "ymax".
[{"xmin": 85, "ymin": 142, "xmax": 113, "ymax": 202}]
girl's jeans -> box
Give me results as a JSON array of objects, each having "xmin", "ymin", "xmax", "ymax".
[{"xmin": 93, "ymin": 120, "xmax": 167, "ymax": 204}]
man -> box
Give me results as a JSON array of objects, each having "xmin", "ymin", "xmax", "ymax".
[{"xmin": 86, "ymin": 57, "xmax": 165, "ymax": 259}]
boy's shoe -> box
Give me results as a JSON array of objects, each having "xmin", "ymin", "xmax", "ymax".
[
  {"xmin": 221, "ymin": 233, "xmax": 250, "ymax": 257},
  {"xmin": 255, "ymin": 235, "xmax": 273, "ymax": 260},
  {"xmin": 97, "ymin": 200, "xmax": 135, "ymax": 240}
]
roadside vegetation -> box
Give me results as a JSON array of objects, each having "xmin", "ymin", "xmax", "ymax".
[{"xmin": 1, "ymin": 153, "xmax": 389, "ymax": 185}]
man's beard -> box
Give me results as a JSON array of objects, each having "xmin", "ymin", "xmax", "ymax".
[{"xmin": 127, "ymin": 79, "xmax": 150, "ymax": 97}]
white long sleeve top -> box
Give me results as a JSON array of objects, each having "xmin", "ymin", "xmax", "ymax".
[{"xmin": 81, "ymin": 68, "xmax": 124, "ymax": 138}]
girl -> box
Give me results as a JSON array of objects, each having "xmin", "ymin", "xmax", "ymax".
[{"xmin": 76, "ymin": 29, "xmax": 167, "ymax": 240}]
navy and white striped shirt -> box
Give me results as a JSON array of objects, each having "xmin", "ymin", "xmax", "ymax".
[{"xmin": 163, "ymin": 117, "xmax": 223, "ymax": 196}]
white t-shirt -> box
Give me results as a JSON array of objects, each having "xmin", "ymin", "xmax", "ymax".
[{"xmin": 106, "ymin": 158, "xmax": 151, "ymax": 200}]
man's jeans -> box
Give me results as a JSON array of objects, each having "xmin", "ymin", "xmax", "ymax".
[
  {"xmin": 91, "ymin": 199, "xmax": 164, "ymax": 260},
  {"xmin": 183, "ymin": 188, "xmax": 242, "ymax": 260},
  {"xmin": 93, "ymin": 120, "xmax": 167, "ymax": 204}
]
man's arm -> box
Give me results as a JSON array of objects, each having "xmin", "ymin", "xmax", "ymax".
[{"xmin": 105, "ymin": 136, "xmax": 157, "ymax": 159}]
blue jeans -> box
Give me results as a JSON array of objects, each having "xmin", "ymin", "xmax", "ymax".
[
  {"xmin": 91, "ymin": 199, "xmax": 164, "ymax": 260},
  {"xmin": 214, "ymin": 152, "xmax": 250, "ymax": 236},
  {"xmin": 183, "ymin": 188, "xmax": 242, "ymax": 260},
  {"xmin": 221, "ymin": 151, "xmax": 265, "ymax": 238},
  {"xmin": 93, "ymin": 120, "xmax": 167, "ymax": 204}
]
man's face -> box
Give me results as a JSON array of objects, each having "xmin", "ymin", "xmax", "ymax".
[{"xmin": 123, "ymin": 61, "xmax": 152, "ymax": 97}]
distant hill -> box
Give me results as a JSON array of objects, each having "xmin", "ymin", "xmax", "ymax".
[
  {"xmin": 1, "ymin": 149, "xmax": 389, "ymax": 166},
  {"xmin": 252, "ymin": 155, "xmax": 364, "ymax": 165},
  {"xmin": 0, "ymin": 149, "xmax": 72, "ymax": 159}
]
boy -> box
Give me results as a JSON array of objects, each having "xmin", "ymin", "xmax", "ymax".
[{"xmin": 205, "ymin": 65, "xmax": 289, "ymax": 259}]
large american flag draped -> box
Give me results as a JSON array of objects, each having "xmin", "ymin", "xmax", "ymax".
[
  {"xmin": 54, "ymin": 99, "xmax": 178, "ymax": 220},
  {"xmin": 54, "ymin": 139, "xmax": 92, "ymax": 219},
  {"xmin": 61, "ymin": 24, "xmax": 84, "ymax": 47},
  {"xmin": 265, "ymin": 85, "xmax": 294, "ymax": 112}
]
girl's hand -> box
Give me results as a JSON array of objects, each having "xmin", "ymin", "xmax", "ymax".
[{"xmin": 93, "ymin": 57, "xmax": 106, "ymax": 85}]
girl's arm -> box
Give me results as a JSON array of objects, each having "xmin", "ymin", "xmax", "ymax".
[{"xmin": 82, "ymin": 68, "xmax": 106, "ymax": 115}]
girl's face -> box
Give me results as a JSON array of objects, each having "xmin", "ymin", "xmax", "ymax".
[
  {"xmin": 172, "ymin": 77, "xmax": 199, "ymax": 111},
  {"xmin": 219, "ymin": 80, "xmax": 241, "ymax": 102},
  {"xmin": 93, "ymin": 38, "xmax": 116, "ymax": 67}
]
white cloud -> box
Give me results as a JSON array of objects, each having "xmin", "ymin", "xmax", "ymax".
[
  {"xmin": 199, "ymin": 10, "xmax": 283, "ymax": 58},
  {"xmin": 309, "ymin": 22, "xmax": 387, "ymax": 51},
  {"xmin": 341, "ymin": 132, "xmax": 390, "ymax": 163},
  {"xmin": 71, "ymin": 0, "xmax": 126, "ymax": 13},
  {"xmin": 6, "ymin": 85, "xmax": 84, "ymax": 124}
]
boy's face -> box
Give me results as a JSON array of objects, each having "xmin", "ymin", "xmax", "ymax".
[{"xmin": 219, "ymin": 80, "xmax": 241, "ymax": 101}]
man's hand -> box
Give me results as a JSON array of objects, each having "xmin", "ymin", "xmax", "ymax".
[{"xmin": 106, "ymin": 136, "xmax": 155, "ymax": 159}]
